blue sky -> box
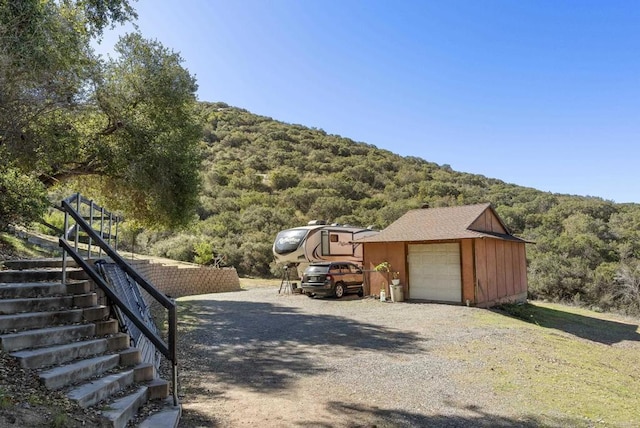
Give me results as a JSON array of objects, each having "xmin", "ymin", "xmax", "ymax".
[{"xmin": 97, "ymin": 0, "xmax": 639, "ymax": 203}]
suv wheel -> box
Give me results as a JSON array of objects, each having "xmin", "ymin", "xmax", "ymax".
[
  {"xmin": 334, "ymin": 283, "xmax": 345, "ymax": 298},
  {"xmin": 357, "ymin": 287, "xmax": 364, "ymax": 297}
]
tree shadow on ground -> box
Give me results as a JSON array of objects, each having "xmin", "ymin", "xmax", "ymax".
[
  {"xmin": 296, "ymin": 401, "xmax": 590, "ymax": 428},
  {"xmin": 494, "ymin": 303, "xmax": 640, "ymax": 345},
  {"xmin": 178, "ymin": 408, "xmax": 221, "ymax": 428},
  {"xmin": 176, "ymin": 299, "xmax": 424, "ymax": 394}
]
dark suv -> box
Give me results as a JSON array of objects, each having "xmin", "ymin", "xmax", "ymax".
[{"xmin": 301, "ymin": 262, "xmax": 364, "ymax": 298}]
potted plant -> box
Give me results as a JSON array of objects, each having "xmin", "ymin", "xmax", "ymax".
[
  {"xmin": 391, "ymin": 271, "xmax": 400, "ymax": 285},
  {"xmin": 374, "ymin": 261, "xmax": 391, "ymax": 298}
]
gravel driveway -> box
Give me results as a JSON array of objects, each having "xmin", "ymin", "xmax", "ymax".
[{"xmin": 174, "ymin": 287, "xmax": 534, "ymax": 427}]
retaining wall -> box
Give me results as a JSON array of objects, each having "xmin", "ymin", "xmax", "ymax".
[{"xmin": 127, "ymin": 259, "xmax": 241, "ymax": 299}]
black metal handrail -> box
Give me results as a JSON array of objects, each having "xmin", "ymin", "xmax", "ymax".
[{"xmin": 59, "ymin": 193, "xmax": 178, "ymax": 406}]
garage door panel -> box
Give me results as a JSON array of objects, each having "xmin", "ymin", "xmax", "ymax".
[{"xmin": 409, "ymin": 243, "xmax": 461, "ymax": 302}]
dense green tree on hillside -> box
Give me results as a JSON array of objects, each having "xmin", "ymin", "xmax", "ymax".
[
  {"xmin": 137, "ymin": 102, "xmax": 640, "ymax": 315},
  {"xmin": 0, "ymin": 0, "xmax": 201, "ymax": 230}
]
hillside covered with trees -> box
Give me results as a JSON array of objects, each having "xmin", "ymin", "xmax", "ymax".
[{"xmin": 120, "ymin": 102, "xmax": 640, "ymax": 316}]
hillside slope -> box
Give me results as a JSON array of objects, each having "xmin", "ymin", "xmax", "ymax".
[{"xmin": 129, "ymin": 102, "xmax": 640, "ymax": 315}]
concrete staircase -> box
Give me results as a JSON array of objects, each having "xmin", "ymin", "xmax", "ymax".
[{"xmin": 0, "ymin": 258, "xmax": 180, "ymax": 428}]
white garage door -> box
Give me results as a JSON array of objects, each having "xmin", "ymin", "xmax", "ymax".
[{"xmin": 408, "ymin": 243, "xmax": 461, "ymax": 302}]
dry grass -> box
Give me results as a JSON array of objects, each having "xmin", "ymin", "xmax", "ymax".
[
  {"xmin": 238, "ymin": 276, "xmax": 282, "ymax": 288},
  {"xmin": 439, "ymin": 301, "xmax": 640, "ymax": 427}
]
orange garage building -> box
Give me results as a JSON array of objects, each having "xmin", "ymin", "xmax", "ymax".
[{"xmin": 356, "ymin": 203, "xmax": 530, "ymax": 307}]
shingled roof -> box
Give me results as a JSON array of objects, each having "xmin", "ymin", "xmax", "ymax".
[{"xmin": 357, "ymin": 203, "xmax": 528, "ymax": 243}]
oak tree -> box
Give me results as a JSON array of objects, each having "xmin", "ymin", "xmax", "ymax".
[{"xmin": 0, "ymin": 0, "xmax": 201, "ymax": 230}]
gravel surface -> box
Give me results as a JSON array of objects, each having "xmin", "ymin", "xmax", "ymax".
[{"xmin": 174, "ymin": 287, "xmax": 544, "ymax": 427}]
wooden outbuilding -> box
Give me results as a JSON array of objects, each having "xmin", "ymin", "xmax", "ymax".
[{"xmin": 356, "ymin": 203, "xmax": 529, "ymax": 307}]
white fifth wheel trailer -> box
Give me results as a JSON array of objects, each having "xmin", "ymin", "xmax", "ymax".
[{"xmin": 273, "ymin": 221, "xmax": 379, "ymax": 277}]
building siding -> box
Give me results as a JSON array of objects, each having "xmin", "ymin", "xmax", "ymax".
[
  {"xmin": 461, "ymin": 239, "xmax": 475, "ymax": 304},
  {"xmin": 363, "ymin": 242, "xmax": 406, "ymax": 297}
]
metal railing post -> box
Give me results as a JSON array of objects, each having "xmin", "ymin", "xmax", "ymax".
[
  {"xmin": 74, "ymin": 193, "xmax": 81, "ymax": 252},
  {"xmin": 88, "ymin": 200, "xmax": 94, "ymax": 260},
  {"xmin": 99, "ymin": 206, "xmax": 105, "ymax": 258},
  {"xmin": 114, "ymin": 217, "xmax": 119, "ymax": 252},
  {"xmin": 108, "ymin": 212, "xmax": 113, "ymax": 248},
  {"xmin": 62, "ymin": 210, "xmax": 69, "ymax": 285},
  {"xmin": 169, "ymin": 303, "xmax": 179, "ymax": 406}
]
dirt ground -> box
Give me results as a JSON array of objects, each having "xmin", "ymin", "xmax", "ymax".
[
  {"xmin": 174, "ymin": 285, "xmax": 640, "ymax": 428},
  {"xmin": 174, "ymin": 286, "xmax": 508, "ymax": 427}
]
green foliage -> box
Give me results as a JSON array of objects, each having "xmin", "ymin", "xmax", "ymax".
[
  {"xmin": 270, "ymin": 167, "xmax": 300, "ymax": 190},
  {"xmin": 87, "ymin": 33, "xmax": 203, "ymax": 229},
  {"xmin": 193, "ymin": 241, "xmax": 214, "ymax": 265},
  {"xmin": 34, "ymin": 209, "xmax": 66, "ymax": 236},
  {"xmin": 150, "ymin": 233, "xmax": 199, "ymax": 262},
  {"xmin": 1, "ymin": 0, "xmax": 201, "ymax": 230},
  {"xmin": 0, "ymin": 168, "xmax": 49, "ymax": 231},
  {"xmin": 0, "ymin": 387, "xmax": 10, "ymax": 409},
  {"xmin": 51, "ymin": 412, "xmax": 69, "ymax": 428},
  {"xmin": 374, "ymin": 261, "xmax": 391, "ymax": 272}
]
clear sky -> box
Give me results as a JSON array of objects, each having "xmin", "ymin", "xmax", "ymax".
[{"xmin": 96, "ymin": 0, "xmax": 640, "ymax": 203}]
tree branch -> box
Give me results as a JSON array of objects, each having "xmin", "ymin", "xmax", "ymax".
[
  {"xmin": 99, "ymin": 120, "xmax": 124, "ymax": 136},
  {"xmin": 38, "ymin": 165, "xmax": 103, "ymax": 187}
]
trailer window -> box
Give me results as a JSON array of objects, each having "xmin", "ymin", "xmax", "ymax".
[{"xmin": 274, "ymin": 229, "xmax": 308, "ymax": 255}]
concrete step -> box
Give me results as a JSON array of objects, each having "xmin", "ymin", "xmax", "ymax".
[
  {"xmin": 133, "ymin": 362, "xmax": 155, "ymax": 383},
  {"xmin": 40, "ymin": 353, "xmax": 121, "ymax": 390},
  {"xmin": 119, "ymin": 347, "xmax": 142, "ymax": 367},
  {"xmin": 95, "ymin": 319, "xmax": 119, "ymax": 336},
  {"xmin": 0, "ymin": 280, "xmax": 91, "ymax": 299},
  {"xmin": 0, "ymin": 323, "xmax": 95, "ymax": 352},
  {"xmin": 0, "ymin": 293, "xmax": 96, "ymax": 315},
  {"xmin": 0, "ymin": 295, "xmax": 74, "ymax": 315},
  {"xmin": 139, "ymin": 397, "xmax": 182, "ymax": 428},
  {"xmin": 67, "ymin": 369, "xmax": 135, "ymax": 408},
  {"xmin": 0, "ymin": 268, "xmax": 87, "ymax": 283},
  {"xmin": 73, "ymin": 293, "xmax": 98, "ymax": 308},
  {"xmin": 146, "ymin": 378, "xmax": 170, "ymax": 400},
  {"xmin": 11, "ymin": 334, "xmax": 130, "ymax": 369},
  {"xmin": 0, "ymin": 309, "xmax": 85, "ymax": 334},
  {"xmin": 83, "ymin": 305, "xmax": 110, "ymax": 322},
  {"xmin": 0, "ymin": 282, "xmax": 64, "ymax": 299},
  {"xmin": 2, "ymin": 258, "xmax": 79, "ymax": 270},
  {"xmin": 102, "ymin": 386, "xmax": 149, "ymax": 428}
]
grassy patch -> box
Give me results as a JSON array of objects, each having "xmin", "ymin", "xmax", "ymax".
[
  {"xmin": 0, "ymin": 232, "xmax": 58, "ymax": 260},
  {"xmin": 238, "ymin": 277, "xmax": 281, "ymax": 289},
  {"xmin": 440, "ymin": 303, "xmax": 640, "ymax": 426},
  {"xmin": 51, "ymin": 412, "xmax": 69, "ymax": 428},
  {"xmin": 0, "ymin": 387, "xmax": 12, "ymax": 410}
]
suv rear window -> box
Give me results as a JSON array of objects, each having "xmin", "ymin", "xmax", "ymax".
[{"xmin": 306, "ymin": 265, "xmax": 329, "ymax": 274}]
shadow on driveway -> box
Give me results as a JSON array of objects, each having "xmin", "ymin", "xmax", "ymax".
[
  {"xmin": 295, "ymin": 401, "xmax": 589, "ymax": 428},
  {"xmin": 494, "ymin": 303, "xmax": 640, "ymax": 345},
  {"xmin": 176, "ymin": 298, "xmax": 424, "ymax": 393}
]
